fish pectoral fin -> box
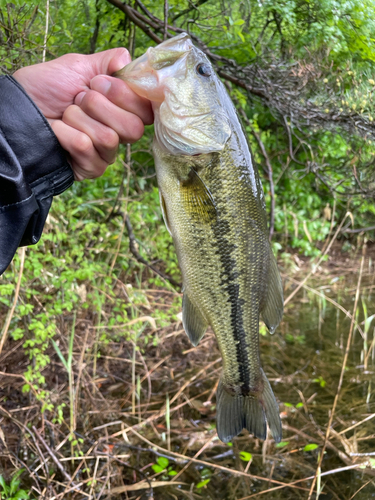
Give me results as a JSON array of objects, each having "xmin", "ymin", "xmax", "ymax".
[
  {"xmin": 182, "ymin": 293, "xmax": 208, "ymax": 346},
  {"xmin": 261, "ymin": 251, "xmax": 284, "ymax": 334},
  {"xmin": 180, "ymin": 168, "xmax": 217, "ymax": 223},
  {"xmin": 216, "ymin": 370, "xmax": 282, "ymax": 443},
  {"xmin": 159, "ymin": 191, "xmax": 172, "ymax": 235}
]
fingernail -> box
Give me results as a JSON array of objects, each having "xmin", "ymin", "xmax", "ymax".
[
  {"xmin": 112, "ymin": 49, "xmax": 131, "ymax": 72},
  {"xmin": 74, "ymin": 91, "xmax": 86, "ymax": 106},
  {"xmin": 91, "ymin": 76, "xmax": 111, "ymax": 95}
]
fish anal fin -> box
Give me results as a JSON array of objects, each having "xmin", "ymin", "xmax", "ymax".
[
  {"xmin": 261, "ymin": 251, "xmax": 284, "ymax": 334},
  {"xmin": 182, "ymin": 293, "xmax": 208, "ymax": 346},
  {"xmin": 180, "ymin": 168, "xmax": 217, "ymax": 223},
  {"xmin": 216, "ymin": 369, "xmax": 282, "ymax": 443}
]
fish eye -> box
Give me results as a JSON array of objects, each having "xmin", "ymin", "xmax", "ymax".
[{"xmin": 196, "ymin": 63, "xmax": 211, "ymax": 77}]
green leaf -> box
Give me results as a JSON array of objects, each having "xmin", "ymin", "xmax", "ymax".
[
  {"xmin": 168, "ymin": 470, "xmax": 177, "ymax": 476},
  {"xmin": 196, "ymin": 479, "xmax": 210, "ymax": 488},
  {"xmin": 10, "ymin": 469, "xmax": 24, "ymax": 482},
  {"xmin": 0, "ymin": 475, "xmax": 9, "ymax": 493},
  {"xmin": 296, "ymin": 402, "xmax": 304, "ymax": 408},
  {"xmin": 14, "ymin": 490, "xmax": 30, "ymax": 499},
  {"xmin": 51, "ymin": 339, "xmax": 68, "ymax": 371},
  {"xmin": 276, "ymin": 441, "xmax": 289, "ymax": 448},
  {"xmin": 10, "ymin": 479, "xmax": 21, "ymax": 495},
  {"xmin": 364, "ymin": 314, "xmax": 375, "ymax": 333},
  {"xmin": 201, "ymin": 468, "xmax": 212, "ymax": 479},
  {"xmin": 156, "ymin": 456, "xmax": 169, "ymax": 469},
  {"xmin": 304, "ymin": 444, "xmax": 319, "ymax": 452},
  {"xmin": 239, "ymin": 451, "xmax": 253, "ymax": 462},
  {"xmin": 313, "ymin": 377, "xmax": 326, "ymax": 388},
  {"xmin": 151, "ymin": 464, "xmax": 164, "ymax": 473}
]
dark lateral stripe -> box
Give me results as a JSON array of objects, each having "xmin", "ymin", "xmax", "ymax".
[{"xmin": 212, "ymin": 216, "xmax": 250, "ymax": 391}]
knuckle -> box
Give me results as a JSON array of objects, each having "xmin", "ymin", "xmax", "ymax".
[
  {"xmin": 126, "ymin": 118, "xmax": 144, "ymax": 143},
  {"xmin": 73, "ymin": 133, "xmax": 93, "ymax": 156},
  {"xmin": 83, "ymin": 91, "xmax": 102, "ymax": 113},
  {"xmin": 101, "ymin": 128, "xmax": 119, "ymax": 150},
  {"xmin": 63, "ymin": 105, "xmax": 79, "ymax": 123}
]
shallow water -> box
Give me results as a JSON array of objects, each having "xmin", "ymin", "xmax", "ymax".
[
  {"xmin": 159, "ymin": 261, "xmax": 375, "ymax": 500},
  {"xmin": 250, "ymin": 262, "xmax": 375, "ymax": 499}
]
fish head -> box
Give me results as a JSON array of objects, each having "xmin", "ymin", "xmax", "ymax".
[{"xmin": 115, "ymin": 33, "xmax": 231, "ymax": 156}]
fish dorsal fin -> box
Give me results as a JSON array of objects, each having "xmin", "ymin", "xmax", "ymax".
[
  {"xmin": 261, "ymin": 251, "xmax": 284, "ymax": 334},
  {"xmin": 182, "ymin": 292, "xmax": 208, "ymax": 346},
  {"xmin": 180, "ymin": 168, "xmax": 217, "ymax": 223}
]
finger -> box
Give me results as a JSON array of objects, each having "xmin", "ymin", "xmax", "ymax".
[
  {"xmin": 74, "ymin": 89, "xmax": 147, "ymax": 144},
  {"xmin": 90, "ymin": 75, "xmax": 154, "ymax": 125},
  {"xmin": 62, "ymin": 104, "xmax": 119, "ymax": 164},
  {"xmin": 50, "ymin": 119, "xmax": 108, "ymax": 181},
  {"xmin": 86, "ymin": 47, "xmax": 131, "ymax": 76}
]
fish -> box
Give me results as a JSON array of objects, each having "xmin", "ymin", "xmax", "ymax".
[{"xmin": 115, "ymin": 33, "xmax": 284, "ymax": 443}]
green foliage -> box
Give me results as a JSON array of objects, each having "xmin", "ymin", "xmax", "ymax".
[
  {"xmin": 275, "ymin": 441, "xmax": 290, "ymax": 448},
  {"xmin": 303, "ymin": 443, "xmax": 319, "ymax": 452},
  {"xmin": 239, "ymin": 451, "xmax": 253, "ymax": 462},
  {"xmin": 0, "ymin": 470, "xmax": 30, "ymax": 500},
  {"xmin": 151, "ymin": 456, "xmax": 177, "ymax": 476},
  {"xmin": 196, "ymin": 468, "xmax": 212, "ymax": 488},
  {"xmin": 196, "ymin": 479, "xmax": 210, "ymax": 488},
  {"xmin": 313, "ymin": 376, "xmax": 327, "ymax": 388}
]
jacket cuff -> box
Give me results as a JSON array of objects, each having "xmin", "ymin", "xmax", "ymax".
[{"xmin": 0, "ymin": 75, "xmax": 74, "ymax": 275}]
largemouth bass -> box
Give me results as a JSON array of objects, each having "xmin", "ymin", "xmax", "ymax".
[{"xmin": 116, "ymin": 33, "xmax": 284, "ymax": 443}]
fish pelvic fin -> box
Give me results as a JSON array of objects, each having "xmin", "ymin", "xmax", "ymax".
[
  {"xmin": 216, "ymin": 369, "xmax": 282, "ymax": 443},
  {"xmin": 182, "ymin": 293, "xmax": 208, "ymax": 346},
  {"xmin": 261, "ymin": 251, "xmax": 284, "ymax": 334}
]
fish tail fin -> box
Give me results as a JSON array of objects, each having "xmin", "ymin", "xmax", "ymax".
[{"xmin": 216, "ymin": 369, "xmax": 282, "ymax": 443}]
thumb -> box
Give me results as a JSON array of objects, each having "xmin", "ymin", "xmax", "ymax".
[{"xmin": 87, "ymin": 48, "xmax": 132, "ymax": 77}]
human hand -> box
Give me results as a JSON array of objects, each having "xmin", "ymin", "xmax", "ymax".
[{"xmin": 13, "ymin": 49, "xmax": 153, "ymax": 180}]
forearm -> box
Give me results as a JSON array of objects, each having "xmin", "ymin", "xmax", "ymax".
[{"xmin": 0, "ymin": 75, "xmax": 74, "ymax": 275}]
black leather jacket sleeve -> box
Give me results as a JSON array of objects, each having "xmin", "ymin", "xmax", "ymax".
[{"xmin": 0, "ymin": 75, "xmax": 74, "ymax": 275}]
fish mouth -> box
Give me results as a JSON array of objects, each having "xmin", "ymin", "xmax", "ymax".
[
  {"xmin": 154, "ymin": 32, "xmax": 192, "ymax": 53},
  {"xmin": 114, "ymin": 33, "xmax": 193, "ymax": 101},
  {"xmin": 125, "ymin": 33, "xmax": 192, "ymax": 76}
]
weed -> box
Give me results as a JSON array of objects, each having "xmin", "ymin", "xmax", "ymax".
[{"xmin": 0, "ymin": 470, "xmax": 30, "ymax": 500}]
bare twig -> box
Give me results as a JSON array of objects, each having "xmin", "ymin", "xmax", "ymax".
[
  {"xmin": 163, "ymin": 0, "xmax": 168, "ymax": 40},
  {"xmin": 42, "ymin": 0, "xmax": 49, "ymax": 62},
  {"xmin": 284, "ymin": 212, "xmax": 354, "ymax": 306},
  {"xmin": 129, "ymin": 428, "xmax": 310, "ymax": 491},
  {"xmin": 0, "ymin": 247, "xmax": 25, "ymax": 357},
  {"xmin": 342, "ymin": 224, "xmax": 375, "ymax": 234},
  {"xmin": 32, "ymin": 426, "xmax": 76, "ymax": 486},
  {"xmin": 307, "ymin": 243, "xmax": 366, "ymax": 499}
]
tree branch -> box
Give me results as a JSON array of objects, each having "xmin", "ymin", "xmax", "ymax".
[{"xmin": 106, "ymin": 0, "xmax": 375, "ymax": 143}]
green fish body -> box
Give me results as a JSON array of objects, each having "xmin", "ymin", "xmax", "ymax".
[{"xmin": 116, "ymin": 33, "xmax": 284, "ymax": 443}]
